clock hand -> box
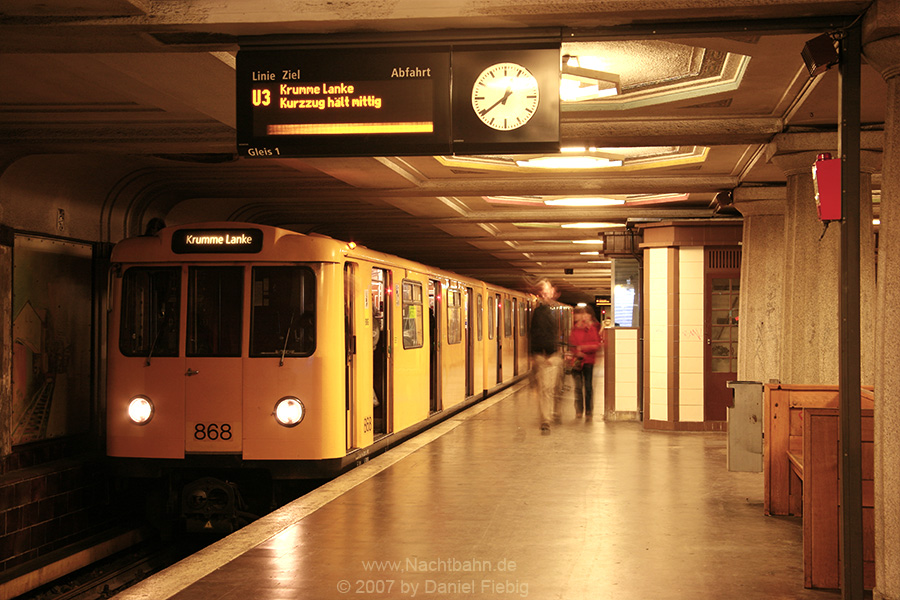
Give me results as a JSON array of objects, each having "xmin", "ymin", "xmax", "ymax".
[{"xmin": 479, "ymin": 86, "xmax": 514, "ymax": 116}]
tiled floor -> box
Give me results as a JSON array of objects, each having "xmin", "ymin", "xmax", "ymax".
[{"xmin": 120, "ymin": 378, "xmax": 844, "ymax": 600}]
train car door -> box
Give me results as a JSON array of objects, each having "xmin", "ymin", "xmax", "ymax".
[
  {"xmin": 495, "ymin": 293, "xmax": 503, "ymax": 383},
  {"xmin": 344, "ymin": 263, "xmax": 357, "ymax": 451},
  {"xmin": 485, "ymin": 289, "xmax": 497, "ymax": 389},
  {"xmin": 473, "ymin": 290, "xmax": 484, "ymax": 395},
  {"xmin": 428, "ymin": 279, "xmax": 442, "ymax": 413},
  {"xmin": 184, "ymin": 266, "xmax": 243, "ymax": 454},
  {"xmin": 466, "ymin": 287, "xmax": 475, "ymax": 397},
  {"xmin": 512, "ymin": 298, "xmax": 519, "ymax": 377},
  {"xmin": 371, "ymin": 268, "xmax": 392, "ymax": 437},
  {"xmin": 520, "ymin": 300, "xmax": 531, "ymax": 375}
]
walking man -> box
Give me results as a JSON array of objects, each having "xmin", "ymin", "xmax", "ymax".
[{"xmin": 530, "ymin": 279, "xmax": 562, "ymax": 434}]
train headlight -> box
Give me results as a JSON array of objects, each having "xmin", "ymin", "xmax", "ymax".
[
  {"xmin": 128, "ymin": 396, "xmax": 154, "ymax": 425},
  {"xmin": 274, "ymin": 397, "xmax": 304, "ymax": 427}
]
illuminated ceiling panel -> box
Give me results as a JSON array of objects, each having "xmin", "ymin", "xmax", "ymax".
[
  {"xmin": 561, "ymin": 40, "xmax": 750, "ymax": 110},
  {"xmin": 436, "ymin": 146, "xmax": 708, "ymax": 172}
]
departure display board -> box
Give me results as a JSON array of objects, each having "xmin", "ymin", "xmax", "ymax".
[
  {"xmin": 236, "ymin": 43, "xmax": 560, "ymax": 158},
  {"xmin": 236, "ymin": 47, "xmax": 452, "ymax": 157}
]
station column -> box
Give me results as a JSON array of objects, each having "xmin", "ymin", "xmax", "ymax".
[
  {"xmin": 765, "ymin": 137, "xmax": 878, "ymax": 386},
  {"xmin": 863, "ymin": 1, "xmax": 900, "ymax": 596},
  {"xmin": 732, "ymin": 187, "xmax": 785, "ymax": 383}
]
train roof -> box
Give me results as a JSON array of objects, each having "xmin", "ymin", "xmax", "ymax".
[{"xmin": 111, "ymin": 222, "xmax": 534, "ymax": 298}]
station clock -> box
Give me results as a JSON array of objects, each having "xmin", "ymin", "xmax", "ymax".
[
  {"xmin": 471, "ymin": 62, "xmax": 540, "ymax": 131},
  {"xmin": 452, "ymin": 45, "xmax": 560, "ymax": 154}
]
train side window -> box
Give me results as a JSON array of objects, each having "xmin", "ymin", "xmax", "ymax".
[
  {"xmin": 119, "ymin": 267, "xmax": 181, "ymax": 358},
  {"xmin": 250, "ymin": 266, "xmax": 316, "ymax": 357},
  {"xmin": 503, "ymin": 298, "xmax": 513, "ymax": 338},
  {"xmin": 187, "ymin": 266, "xmax": 243, "ymax": 357},
  {"xmin": 518, "ymin": 300, "xmax": 527, "ymax": 336},
  {"xmin": 476, "ymin": 293, "xmax": 483, "ymax": 341},
  {"xmin": 401, "ymin": 280, "xmax": 423, "ymax": 349},
  {"xmin": 487, "ymin": 293, "xmax": 495, "ymax": 340},
  {"xmin": 447, "ymin": 290, "xmax": 462, "ymax": 344}
]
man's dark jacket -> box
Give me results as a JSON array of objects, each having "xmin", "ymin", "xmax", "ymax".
[{"xmin": 530, "ymin": 303, "xmax": 557, "ymax": 356}]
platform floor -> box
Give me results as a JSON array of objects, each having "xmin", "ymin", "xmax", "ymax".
[{"xmin": 117, "ymin": 377, "xmax": 844, "ymax": 600}]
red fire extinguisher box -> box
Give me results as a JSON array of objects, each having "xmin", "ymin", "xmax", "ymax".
[{"xmin": 812, "ymin": 153, "xmax": 841, "ymax": 221}]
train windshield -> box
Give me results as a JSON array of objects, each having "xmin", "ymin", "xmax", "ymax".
[
  {"xmin": 187, "ymin": 267, "xmax": 243, "ymax": 357},
  {"xmin": 250, "ymin": 266, "xmax": 316, "ymax": 358},
  {"xmin": 119, "ymin": 267, "xmax": 181, "ymax": 358}
]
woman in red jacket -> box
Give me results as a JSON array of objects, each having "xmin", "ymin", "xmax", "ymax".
[{"xmin": 569, "ymin": 307, "xmax": 603, "ymax": 419}]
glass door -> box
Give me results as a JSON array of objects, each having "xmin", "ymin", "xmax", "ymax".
[{"xmin": 704, "ymin": 248, "xmax": 741, "ymax": 421}]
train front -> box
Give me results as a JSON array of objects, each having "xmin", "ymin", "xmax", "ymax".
[{"xmin": 106, "ymin": 223, "xmax": 347, "ymax": 532}]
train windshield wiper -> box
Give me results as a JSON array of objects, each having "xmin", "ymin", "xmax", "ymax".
[
  {"xmin": 146, "ymin": 308, "xmax": 167, "ymax": 367},
  {"xmin": 146, "ymin": 325, "xmax": 162, "ymax": 367},
  {"xmin": 280, "ymin": 312, "xmax": 295, "ymax": 367}
]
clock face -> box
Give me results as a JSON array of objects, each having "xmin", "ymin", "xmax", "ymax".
[{"xmin": 471, "ymin": 62, "xmax": 540, "ymax": 131}]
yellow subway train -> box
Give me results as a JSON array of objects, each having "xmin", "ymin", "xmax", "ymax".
[{"xmin": 106, "ymin": 222, "xmax": 570, "ymax": 531}]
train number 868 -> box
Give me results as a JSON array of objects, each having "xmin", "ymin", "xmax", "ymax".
[{"xmin": 194, "ymin": 423, "xmax": 233, "ymax": 441}]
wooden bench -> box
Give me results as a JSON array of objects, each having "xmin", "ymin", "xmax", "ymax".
[{"xmin": 763, "ymin": 384, "xmax": 875, "ymax": 589}]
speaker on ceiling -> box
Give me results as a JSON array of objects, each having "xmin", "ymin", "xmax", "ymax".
[{"xmin": 801, "ymin": 33, "xmax": 839, "ymax": 77}]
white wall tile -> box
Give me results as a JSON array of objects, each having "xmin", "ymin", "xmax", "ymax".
[
  {"xmin": 650, "ymin": 371, "xmax": 668, "ymax": 389},
  {"xmin": 680, "ymin": 404, "xmax": 704, "ymax": 422},
  {"xmin": 613, "ymin": 329, "xmax": 638, "ymax": 412},
  {"xmin": 649, "ymin": 398, "xmax": 668, "ymax": 421},
  {"xmin": 680, "ymin": 355, "xmax": 704, "ymax": 374},
  {"xmin": 680, "ymin": 372, "xmax": 704, "ymax": 390},
  {"xmin": 680, "ymin": 307, "xmax": 704, "ymax": 326}
]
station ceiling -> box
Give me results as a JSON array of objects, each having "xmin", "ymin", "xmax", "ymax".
[{"xmin": 0, "ymin": 0, "xmax": 884, "ymax": 306}]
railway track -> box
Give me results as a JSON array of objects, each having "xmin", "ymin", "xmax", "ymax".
[
  {"xmin": 14, "ymin": 478, "xmax": 327, "ymax": 600},
  {"xmin": 17, "ymin": 538, "xmax": 208, "ymax": 600}
]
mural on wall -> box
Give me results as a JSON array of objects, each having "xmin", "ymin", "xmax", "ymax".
[{"xmin": 12, "ymin": 235, "xmax": 92, "ymax": 445}]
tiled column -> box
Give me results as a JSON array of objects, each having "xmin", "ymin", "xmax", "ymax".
[
  {"xmin": 677, "ymin": 247, "xmax": 705, "ymax": 422},
  {"xmin": 864, "ymin": 2, "xmax": 900, "ymax": 596},
  {"xmin": 766, "ymin": 139, "xmax": 878, "ymax": 386},
  {"xmin": 732, "ymin": 187, "xmax": 786, "ymax": 383},
  {"xmin": 645, "ymin": 247, "xmax": 674, "ymax": 423}
]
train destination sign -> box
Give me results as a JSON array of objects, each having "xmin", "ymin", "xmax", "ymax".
[
  {"xmin": 172, "ymin": 229, "xmax": 264, "ymax": 254},
  {"xmin": 236, "ymin": 43, "xmax": 560, "ymax": 158}
]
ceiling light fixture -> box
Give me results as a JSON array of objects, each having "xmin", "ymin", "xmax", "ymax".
[
  {"xmin": 622, "ymin": 193, "xmax": 690, "ymax": 205},
  {"xmin": 516, "ymin": 156, "xmax": 623, "ymax": 169},
  {"xmin": 561, "ymin": 222, "xmax": 624, "ymax": 229},
  {"xmin": 560, "ymin": 146, "xmax": 609, "ymax": 153},
  {"xmin": 545, "ymin": 197, "xmax": 627, "ymax": 207},
  {"xmin": 483, "ymin": 195, "xmax": 545, "ymax": 206}
]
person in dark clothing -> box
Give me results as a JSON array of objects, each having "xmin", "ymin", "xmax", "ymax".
[
  {"xmin": 530, "ymin": 279, "xmax": 562, "ymax": 434},
  {"xmin": 531, "ymin": 302, "xmax": 558, "ymax": 356}
]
